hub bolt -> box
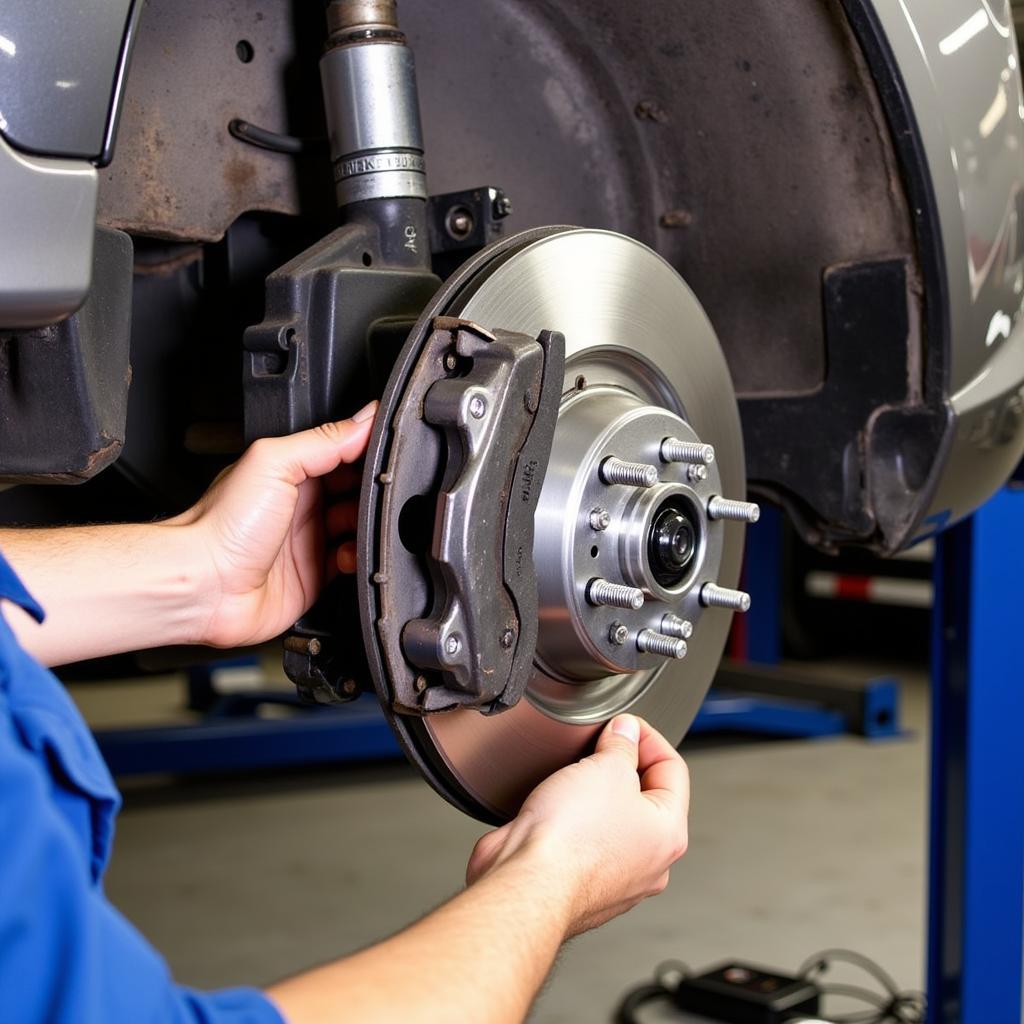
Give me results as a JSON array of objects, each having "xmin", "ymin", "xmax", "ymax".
[
  {"xmin": 444, "ymin": 634, "xmax": 462, "ymax": 655},
  {"xmin": 589, "ymin": 507, "xmax": 611, "ymax": 532},
  {"xmin": 469, "ymin": 395, "xmax": 487, "ymax": 419},
  {"xmin": 608, "ymin": 621, "xmax": 629, "ymax": 646},
  {"xmin": 600, "ymin": 457, "xmax": 659, "ymax": 488},
  {"xmin": 687, "ymin": 464, "xmax": 708, "ymax": 484},
  {"xmin": 637, "ymin": 629, "xmax": 687, "ymax": 659},
  {"xmin": 661, "ymin": 438, "xmax": 715, "ymax": 465},
  {"xmin": 707, "ymin": 496, "xmax": 760, "ymax": 523},
  {"xmin": 587, "ymin": 578, "xmax": 645, "ymax": 610},
  {"xmin": 700, "ymin": 583, "xmax": 751, "ymax": 612},
  {"xmin": 661, "ymin": 614, "xmax": 693, "ymax": 639}
]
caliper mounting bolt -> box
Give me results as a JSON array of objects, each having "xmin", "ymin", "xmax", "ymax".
[
  {"xmin": 589, "ymin": 507, "xmax": 611, "ymax": 532},
  {"xmin": 700, "ymin": 583, "xmax": 751, "ymax": 612},
  {"xmin": 444, "ymin": 634, "xmax": 462, "ymax": 656},
  {"xmin": 468, "ymin": 395, "xmax": 487, "ymax": 419},
  {"xmin": 661, "ymin": 438, "xmax": 715, "ymax": 465},
  {"xmin": 600, "ymin": 457, "xmax": 659, "ymax": 488},
  {"xmin": 500, "ymin": 628, "xmax": 515, "ymax": 649},
  {"xmin": 687, "ymin": 464, "xmax": 708, "ymax": 483},
  {"xmin": 586, "ymin": 578, "xmax": 645, "ymax": 610},
  {"xmin": 661, "ymin": 614, "xmax": 693, "ymax": 639},
  {"xmin": 707, "ymin": 496, "xmax": 761, "ymax": 523},
  {"xmin": 637, "ymin": 629, "xmax": 687, "ymax": 659},
  {"xmin": 608, "ymin": 621, "xmax": 629, "ymax": 646},
  {"xmin": 443, "ymin": 351, "xmax": 458, "ymax": 372}
]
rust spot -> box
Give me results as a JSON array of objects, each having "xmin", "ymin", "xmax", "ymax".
[
  {"xmin": 224, "ymin": 157, "xmax": 258, "ymax": 197},
  {"xmin": 635, "ymin": 100, "xmax": 669, "ymax": 124},
  {"xmin": 659, "ymin": 209, "xmax": 693, "ymax": 229}
]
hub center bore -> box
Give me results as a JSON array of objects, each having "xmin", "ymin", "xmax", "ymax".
[{"xmin": 649, "ymin": 500, "xmax": 697, "ymax": 586}]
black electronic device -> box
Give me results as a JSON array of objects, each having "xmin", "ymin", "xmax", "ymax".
[{"xmin": 672, "ymin": 961, "xmax": 821, "ymax": 1024}]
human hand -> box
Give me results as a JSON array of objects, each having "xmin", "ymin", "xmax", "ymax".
[
  {"xmin": 176, "ymin": 402, "xmax": 376, "ymax": 648},
  {"xmin": 466, "ymin": 715, "xmax": 689, "ymax": 938}
]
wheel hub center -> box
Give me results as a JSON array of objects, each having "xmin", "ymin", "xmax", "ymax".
[{"xmin": 532, "ymin": 384, "xmax": 755, "ymax": 691}]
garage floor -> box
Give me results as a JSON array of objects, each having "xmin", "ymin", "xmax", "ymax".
[{"xmin": 83, "ymin": 661, "xmax": 928, "ymax": 1023}]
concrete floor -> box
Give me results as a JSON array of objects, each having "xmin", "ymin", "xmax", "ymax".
[{"xmin": 82, "ymin": 662, "xmax": 929, "ymax": 1022}]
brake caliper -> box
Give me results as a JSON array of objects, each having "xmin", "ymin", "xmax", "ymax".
[{"xmin": 371, "ymin": 316, "xmax": 564, "ymax": 714}]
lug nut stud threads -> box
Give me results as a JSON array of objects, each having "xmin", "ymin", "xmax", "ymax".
[
  {"xmin": 637, "ymin": 629, "xmax": 687, "ymax": 659},
  {"xmin": 587, "ymin": 578, "xmax": 645, "ymax": 610},
  {"xmin": 600, "ymin": 457, "xmax": 659, "ymax": 488},
  {"xmin": 661, "ymin": 438, "xmax": 715, "ymax": 465},
  {"xmin": 700, "ymin": 583, "xmax": 751, "ymax": 612},
  {"xmin": 707, "ymin": 496, "xmax": 761, "ymax": 523}
]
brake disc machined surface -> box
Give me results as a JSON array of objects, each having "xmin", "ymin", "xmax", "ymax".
[{"xmin": 359, "ymin": 228, "xmax": 751, "ymax": 822}]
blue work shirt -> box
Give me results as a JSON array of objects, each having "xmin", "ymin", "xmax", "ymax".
[{"xmin": 0, "ymin": 552, "xmax": 285, "ymax": 1024}]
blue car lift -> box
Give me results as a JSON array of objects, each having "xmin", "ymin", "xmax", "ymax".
[{"xmin": 927, "ymin": 485, "xmax": 1024, "ymax": 1022}]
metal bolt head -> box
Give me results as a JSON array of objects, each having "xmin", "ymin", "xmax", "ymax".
[
  {"xmin": 341, "ymin": 678, "xmax": 358, "ymax": 696},
  {"xmin": 469, "ymin": 395, "xmax": 487, "ymax": 419},
  {"xmin": 446, "ymin": 206, "xmax": 474, "ymax": 239},
  {"xmin": 608, "ymin": 622, "xmax": 629, "ymax": 646},
  {"xmin": 687, "ymin": 464, "xmax": 708, "ymax": 483},
  {"xmin": 492, "ymin": 193, "xmax": 513, "ymax": 219},
  {"xmin": 444, "ymin": 634, "xmax": 462, "ymax": 656},
  {"xmin": 443, "ymin": 351, "xmax": 458, "ymax": 371},
  {"xmin": 500, "ymin": 628, "xmax": 515, "ymax": 649},
  {"xmin": 608, "ymin": 622, "xmax": 630, "ymax": 646},
  {"xmin": 414, "ymin": 675, "xmax": 427, "ymax": 693},
  {"xmin": 589, "ymin": 507, "xmax": 611, "ymax": 532}
]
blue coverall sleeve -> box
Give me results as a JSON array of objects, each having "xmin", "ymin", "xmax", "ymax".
[{"xmin": 0, "ymin": 698, "xmax": 286, "ymax": 1024}]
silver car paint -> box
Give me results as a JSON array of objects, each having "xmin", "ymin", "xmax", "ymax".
[
  {"xmin": 0, "ymin": 133, "xmax": 96, "ymax": 328},
  {"xmin": 877, "ymin": 0, "xmax": 1024, "ymax": 532}
]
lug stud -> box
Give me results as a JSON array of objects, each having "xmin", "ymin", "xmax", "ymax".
[
  {"xmin": 661, "ymin": 614, "xmax": 693, "ymax": 639},
  {"xmin": 587, "ymin": 578, "xmax": 645, "ymax": 610},
  {"xmin": 600, "ymin": 457, "xmax": 659, "ymax": 488},
  {"xmin": 707, "ymin": 496, "xmax": 760, "ymax": 523},
  {"xmin": 637, "ymin": 629, "xmax": 687, "ymax": 659},
  {"xmin": 661, "ymin": 438, "xmax": 715, "ymax": 465},
  {"xmin": 687, "ymin": 464, "xmax": 708, "ymax": 483},
  {"xmin": 700, "ymin": 583, "xmax": 751, "ymax": 612},
  {"xmin": 589, "ymin": 507, "xmax": 611, "ymax": 532},
  {"xmin": 608, "ymin": 621, "xmax": 629, "ymax": 646}
]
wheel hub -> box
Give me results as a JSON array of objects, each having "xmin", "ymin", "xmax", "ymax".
[{"xmin": 534, "ymin": 389, "xmax": 724, "ymax": 687}]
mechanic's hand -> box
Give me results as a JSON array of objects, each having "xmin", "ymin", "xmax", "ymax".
[
  {"xmin": 466, "ymin": 714, "xmax": 689, "ymax": 938},
  {"xmin": 177, "ymin": 402, "xmax": 377, "ymax": 648}
]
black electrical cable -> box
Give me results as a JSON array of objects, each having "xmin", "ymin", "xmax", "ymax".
[
  {"xmin": 613, "ymin": 961, "xmax": 690, "ymax": 1023},
  {"xmin": 615, "ymin": 949, "xmax": 924, "ymax": 1024},
  {"xmin": 228, "ymin": 118, "xmax": 328, "ymax": 156},
  {"xmin": 798, "ymin": 948, "xmax": 926, "ymax": 1024},
  {"xmin": 613, "ymin": 982, "xmax": 674, "ymax": 1023}
]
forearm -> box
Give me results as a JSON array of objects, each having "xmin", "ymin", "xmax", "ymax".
[
  {"xmin": 267, "ymin": 841, "xmax": 573, "ymax": 1024},
  {"xmin": 0, "ymin": 523, "xmax": 211, "ymax": 666}
]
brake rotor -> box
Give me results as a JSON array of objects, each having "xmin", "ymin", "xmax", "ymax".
[{"xmin": 358, "ymin": 227, "xmax": 747, "ymax": 823}]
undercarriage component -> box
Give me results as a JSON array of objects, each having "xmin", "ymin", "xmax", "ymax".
[
  {"xmin": 0, "ymin": 227, "xmax": 133, "ymax": 483},
  {"xmin": 359, "ymin": 227, "xmax": 751, "ymax": 822},
  {"xmin": 376, "ymin": 318, "xmax": 564, "ymax": 713}
]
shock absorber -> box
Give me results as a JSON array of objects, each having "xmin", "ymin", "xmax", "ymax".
[{"xmin": 319, "ymin": 0, "xmax": 430, "ymax": 270}]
